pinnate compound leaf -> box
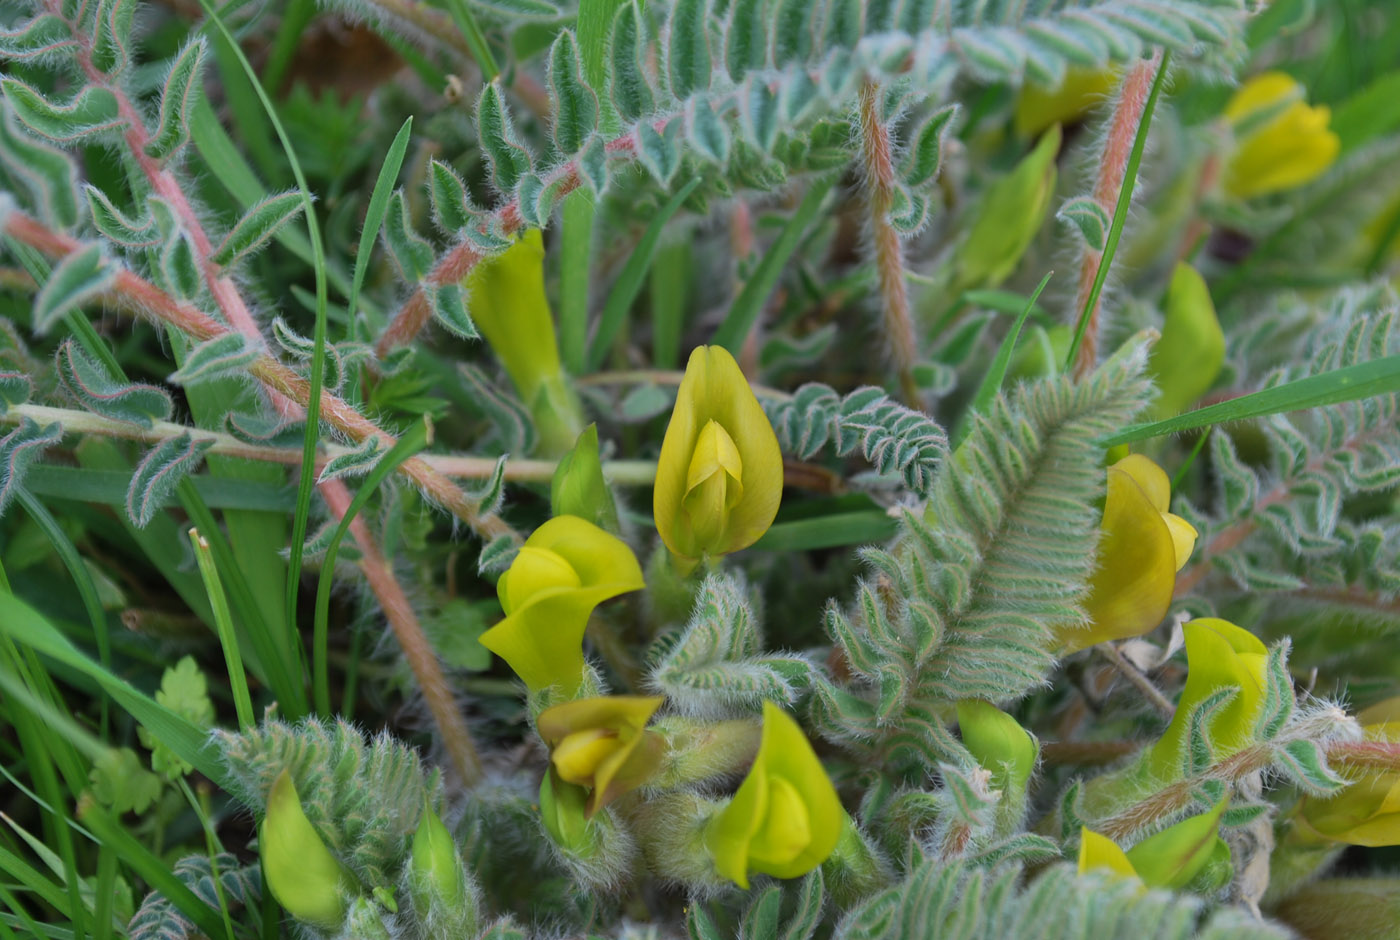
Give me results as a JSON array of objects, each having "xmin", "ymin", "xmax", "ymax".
[
  {"xmin": 548, "ymin": 30, "xmax": 598, "ymax": 156},
  {"xmin": 144, "ymin": 39, "xmax": 205, "ymax": 161},
  {"xmin": 0, "ymin": 79, "xmax": 123, "ymax": 144},
  {"xmin": 0, "ymin": 418, "xmax": 62, "ymax": 516},
  {"xmin": 211, "ymin": 192, "xmax": 305, "ymax": 266},
  {"xmin": 33, "ymin": 244, "xmax": 117, "ymax": 334},
  {"xmin": 126, "ymin": 433, "xmax": 214, "ymax": 527},
  {"xmin": 56, "ymin": 339, "xmax": 173, "ymax": 427},
  {"xmin": 169, "ymin": 333, "xmax": 261, "ymax": 385}
]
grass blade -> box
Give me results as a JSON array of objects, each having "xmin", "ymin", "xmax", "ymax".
[
  {"xmin": 348, "ymin": 117, "xmax": 413, "ymax": 333},
  {"xmin": 189, "ymin": 528, "xmax": 256, "ymax": 732},
  {"xmin": 1101, "ymin": 353, "xmax": 1400, "ymax": 446},
  {"xmin": 952, "ymin": 270, "xmax": 1053, "ymax": 448}
]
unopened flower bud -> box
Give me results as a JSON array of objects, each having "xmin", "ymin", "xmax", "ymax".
[{"xmin": 260, "ymin": 770, "xmax": 354, "ymax": 928}]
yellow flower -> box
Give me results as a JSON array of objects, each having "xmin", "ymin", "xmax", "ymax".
[
  {"xmin": 956, "ymin": 699, "xmax": 1038, "ymax": 793},
  {"xmin": 654, "ymin": 345, "xmax": 783, "ymax": 572},
  {"xmin": 478, "ymin": 515, "xmax": 644, "ymax": 695},
  {"xmin": 1078, "ymin": 801, "xmax": 1230, "ymax": 890},
  {"xmin": 1147, "ymin": 618, "xmax": 1268, "ymax": 781},
  {"xmin": 1224, "ymin": 72, "xmax": 1339, "ymax": 200},
  {"xmin": 1299, "ymin": 698, "xmax": 1400, "ymax": 847},
  {"xmin": 706, "ymin": 700, "xmax": 843, "ymax": 888},
  {"xmin": 1057, "ymin": 455, "xmax": 1197, "ymax": 653},
  {"xmin": 1014, "ymin": 67, "xmax": 1119, "ymax": 138},
  {"xmin": 1148, "ymin": 264, "xmax": 1225, "ymax": 419},
  {"xmin": 537, "ymin": 695, "xmax": 665, "ymax": 815},
  {"xmin": 260, "ymin": 770, "xmax": 355, "ymax": 928},
  {"xmin": 467, "ymin": 230, "xmax": 584, "ymax": 455}
]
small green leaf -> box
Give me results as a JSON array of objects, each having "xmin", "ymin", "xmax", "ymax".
[
  {"xmin": 426, "ymin": 283, "xmax": 478, "ymax": 340},
  {"xmin": 126, "ymin": 433, "xmax": 214, "ymax": 527},
  {"xmin": 91, "ymin": 0, "xmax": 138, "ymax": 74},
  {"xmin": 138, "ymin": 655, "xmax": 215, "ymax": 779},
  {"xmin": 609, "ymin": 2, "xmax": 653, "ymax": 123},
  {"xmin": 55, "ymin": 338, "xmax": 174, "ymax": 427},
  {"xmin": 477, "ymin": 533, "xmax": 518, "ymax": 576},
  {"xmin": 742, "ymin": 76, "xmax": 779, "ymax": 151},
  {"xmin": 383, "ymin": 191, "xmax": 435, "ymax": 282},
  {"xmin": 725, "ymin": 0, "xmax": 765, "ymax": 82},
  {"xmin": 476, "ymin": 82, "xmax": 534, "ymax": 193},
  {"xmin": 428, "ymin": 159, "xmax": 477, "ymax": 233},
  {"xmin": 548, "ymin": 30, "xmax": 598, "ymax": 156},
  {"xmin": 86, "ymin": 186, "xmax": 160, "ymax": 247},
  {"xmin": 739, "ymin": 886, "xmax": 781, "ymax": 940},
  {"xmin": 1, "ymin": 79, "xmax": 122, "ymax": 144},
  {"xmin": 0, "ymin": 417, "xmax": 62, "ymax": 516},
  {"xmin": 1057, "ymin": 195, "xmax": 1111, "ymax": 252},
  {"xmin": 458, "ymin": 363, "xmax": 537, "ymax": 454},
  {"xmin": 551, "ymin": 424, "xmax": 619, "ymax": 532},
  {"xmin": 0, "ymin": 110, "xmax": 80, "ymax": 228},
  {"xmin": 900, "ymin": 106, "xmax": 956, "ymax": 187},
  {"xmin": 210, "ymin": 191, "xmax": 304, "ymax": 267},
  {"xmin": 637, "ymin": 119, "xmax": 682, "ymax": 185},
  {"xmin": 0, "ymin": 372, "xmax": 32, "ymax": 414},
  {"xmin": 158, "ymin": 230, "xmax": 202, "ymax": 300},
  {"xmin": 1274, "ymin": 738, "xmax": 1348, "ymax": 796},
  {"xmin": 90, "ymin": 748, "xmax": 163, "ymax": 813},
  {"xmin": 0, "ymin": 14, "xmax": 77, "ymax": 60},
  {"xmin": 667, "ymin": 0, "xmax": 711, "ymax": 100},
  {"xmin": 688, "ymin": 98, "xmax": 731, "ymax": 164},
  {"xmin": 169, "ymin": 333, "xmax": 260, "ymax": 385},
  {"xmin": 318, "ymin": 437, "xmax": 385, "ymax": 484},
  {"xmin": 144, "ymin": 39, "xmax": 205, "ymax": 161},
  {"xmin": 33, "ymin": 244, "xmax": 117, "ymax": 334}
]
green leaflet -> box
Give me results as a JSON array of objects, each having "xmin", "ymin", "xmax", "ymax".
[
  {"xmin": 210, "ymin": 191, "xmax": 304, "ymax": 266},
  {"xmin": 55, "ymin": 338, "xmax": 174, "ymax": 427},
  {"xmin": 32, "ymin": 244, "xmax": 117, "ymax": 335},
  {"xmin": 144, "ymin": 39, "xmax": 205, "ymax": 161},
  {"xmin": 547, "ymin": 31, "xmax": 598, "ymax": 156},
  {"xmin": 0, "ymin": 79, "xmax": 122, "ymax": 144},
  {"xmin": 0, "ymin": 417, "xmax": 61, "ymax": 516}
]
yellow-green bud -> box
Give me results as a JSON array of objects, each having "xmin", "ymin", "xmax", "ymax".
[
  {"xmin": 539, "ymin": 770, "xmax": 597, "ymax": 856},
  {"xmin": 1148, "ymin": 264, "xmax": 1224, "ymax": 419},
  {"xmin": 956, "ymin": 700, "xmax": 1038, "ymax": 794},
  {"xmin": 953, "ymin": 125, "xmax": 1061, "ymax": 293},
  {"xmin": 551, "ymin": 424, "xmax": 620, "ymax": 534},
  {"xmin": 411, "ymin": 803, "xmax": 467, "ymax": 912},
  {"xmin": 260, "ymin": 770, "xmax": 354, "ymax": 929}
]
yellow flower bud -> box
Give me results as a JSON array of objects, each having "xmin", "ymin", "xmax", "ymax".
[
  {"xmin": 1014, "ymin": 67, "xmax": 1119, "ymax": 138},
  {"xmin": 260, "ymin": 770, "xmax": 354, "ymax": 928},
  {"xmin": 467, "ymin": 230, "xmax": 584, "ymax": 455},
  {"xmin": 953, "ymin": 124, "xmax": 1060, "ymax": 293},
  {"xmin": 1057, "ymin": 455, "xmax": 1197, "ymax": 653},
  {"xmin": 1299, "ymin": 698, "xmax": 1400, "ymax": 847},
  {"xmin": 479, "ymin": 515, "xmax": 644, "ymax": 694},
  {"xmin": 537, "ymin": 695, "xmax": 665, "ymax": 814},
  {"xmin": 706, "ymin": 701, "xmax": 843, "ymax": 889},
  {"xmin": 1147, "ymin": 618, "xmax": 1268, "ymax": 780},
  {"xmin": 956, "ymin": 699, "xmax": 1038, "ymax": 794},
  {"xmin": 1079, "ymin": 801, "xmax": 1230, "ymax": 891},
  {"xmin": 1224, "ymin": 72, "xmax": 1339, "ymax": 200},
  {"xmin": 654, "ymin": 346, "xmax": 783, "ymax": 572},
  {"xmin": 1148, "ymin": 264, "xmax": 1225, "ymax": 419}
]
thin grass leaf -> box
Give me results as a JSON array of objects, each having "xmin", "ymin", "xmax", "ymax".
[{"xmin": 952, "ymin": 270, "xmax": 1053, "ymax": 448}]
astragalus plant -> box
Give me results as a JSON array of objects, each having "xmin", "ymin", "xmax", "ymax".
[{"xmin": 2, "ymin": 0, "xmax": 1400, "ymax": 937}]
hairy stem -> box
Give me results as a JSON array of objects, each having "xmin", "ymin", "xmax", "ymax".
[
  {"xmin": 857, "ymin": 80, "xmax": 919, "ymax": 405},
  {"xmin": 1098, "ymin": 642, "xmax": 1175, "ymax": 719}
]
